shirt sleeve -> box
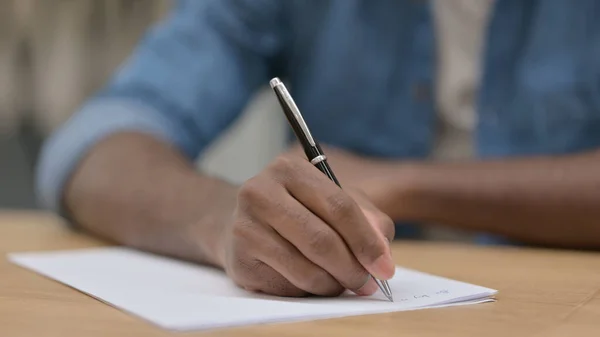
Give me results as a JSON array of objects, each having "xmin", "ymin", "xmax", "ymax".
[{"xmin": 35, "ymin": 0, "xmax": 288, "ymax": 214}]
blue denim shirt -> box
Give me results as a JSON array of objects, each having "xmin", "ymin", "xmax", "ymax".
[{"xmin": 38, "ymin": 0, "xmax": 600, "ymax": 243}]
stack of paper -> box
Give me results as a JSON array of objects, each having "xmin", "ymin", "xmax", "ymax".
[{"xmin": 8, "ymin": 247, "xmax": 497, "ymax": 331}]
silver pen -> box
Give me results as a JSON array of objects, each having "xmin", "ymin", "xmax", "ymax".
[{"xmin": 269, "ymin": 77, "xmax": 394, "ymax": 302}]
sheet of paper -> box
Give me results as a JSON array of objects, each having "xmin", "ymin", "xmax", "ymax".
[{"xmin": 8, "ymin": 247, "xmax": 497, "ymax": 331}]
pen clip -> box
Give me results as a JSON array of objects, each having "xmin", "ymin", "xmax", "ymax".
[{"xmin": 270, "ymin": 78, "xmax": 316, "ymax": 147}]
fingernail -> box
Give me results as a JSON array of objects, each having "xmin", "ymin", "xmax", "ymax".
[
  {"xmin": 371, "ymin": 254, "xmax": 395, "ymax": 280},
  {"xmin": 354, "ymin": 277, "xmax": 378, "ymax": 296}
]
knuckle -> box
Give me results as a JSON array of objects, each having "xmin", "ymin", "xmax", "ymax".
[
  {"xmin": 265, "ymin": 156, "xmax": 297, "ymax": 185},
  {"xmin": 271, "ymin": 155, "xmax": 297, "ymax": 175},
  {"xmin": 358, "ymin": 235, "xmax": 387, "ymax": 263},
  {"xmin": 237, "ymin": 178, "xmax": 273, "ymax": 213},
  {"xmin": 308, "ymin": 229, "xmax": 336, "ymax": 256},
  {"xmin": 238, "ymin": 178, "xmax": 263, "ymax": 201},
  {"xmin": 326, "ymin": 191, "xmax": 356, "ymax": 221}
]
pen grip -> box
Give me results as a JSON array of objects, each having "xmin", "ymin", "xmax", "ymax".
[
  {"xmin": 305, "ymin": 142, "xmax": 342, "ymax": 187},
  {"xmin": 314, "ymin": 160, "xmax": 341, "ymax": 187}
]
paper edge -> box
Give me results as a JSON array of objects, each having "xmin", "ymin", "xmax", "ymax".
[{"xmin": 168, "ymin": 295, "xmax": 498, "ymax": 331}]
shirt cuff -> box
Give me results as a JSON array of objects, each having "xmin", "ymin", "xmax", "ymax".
[{"xmin": 36, "ymin": 98, "xmax": 189, "ymax": 217}]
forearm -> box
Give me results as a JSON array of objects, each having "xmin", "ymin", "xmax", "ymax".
[
  {"xmin": 390, "ymin": 151, "xmax": 600, "ymax": 249},
  {"xmin": 64, "ymin": 132, "xmax": 237, "ymax": 267}
]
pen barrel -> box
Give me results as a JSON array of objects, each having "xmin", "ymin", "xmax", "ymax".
[
  {"xmin": 314, "ymin": 159, "xmax": 341, "ymax": 187},
  {"xmin": 269, "ymin": 79, "xmax": 341, "ymax": 188},
  {"xmin": 307, "ymin": 143, "xmax": 341, "ymax": 187},
  {"xmin": 272, "ymin": 88, "xmax": 315, "ymax": 151}
]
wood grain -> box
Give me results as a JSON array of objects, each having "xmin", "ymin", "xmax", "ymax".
[{"xmin": 2, "ymin": 211, "xmax": 600, "ymax": 336}]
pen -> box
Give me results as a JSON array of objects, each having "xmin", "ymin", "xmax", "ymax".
[{"xmin": 269, "ymin": 77, "xmax": 394, "ymax": 302}]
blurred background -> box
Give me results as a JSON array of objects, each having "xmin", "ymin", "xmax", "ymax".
[
  {"xmin": 0, "ymin": 0, "xmax": 287, "ymax": 209},
  {"xmin": 0, "ymin": 0, "xmax": 467, "ymax": 242}
]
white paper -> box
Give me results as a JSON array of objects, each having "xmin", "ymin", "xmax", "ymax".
[{"xmin": 8, "ymin": 247, "xmax": 497, "ymax": 331}]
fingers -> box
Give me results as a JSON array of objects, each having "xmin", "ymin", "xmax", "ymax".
[
  {"xmin": 241, "ymin": 182, "xmax": 378, "ymax": 295},
  {"xmin": 226, "ymin": 209, "xmax": 352, "ymax": 297},
  {"xmin": 225, "ymin": 216, "xmax": 308, "ymax": 297},
  {"xmin": 254, "ymin": 225, "xmax": 345, "ymax": 296},
  {"xmin": 268, "ymin": 156, "xmax": 395, "ymax": 280},
  {"xmin": 231, "ymin": 258, "xmax": 308, "ymax": 297}
]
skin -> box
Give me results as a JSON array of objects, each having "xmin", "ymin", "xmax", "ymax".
[
  {"xmin": 64, "ymin": 132, "xmax": 600, "ymax": 298},
  {"xmin": 65, "ymin": 132, "xmax": 395, "ymax": 297},
  {"xmin": 296, "ymin": 145, "xmax": 600, "ymax": 250}
]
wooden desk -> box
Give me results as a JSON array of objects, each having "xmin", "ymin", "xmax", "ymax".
[{"xmin": 2, "ymin": 211, "xmax": 600, "ymax": 337}]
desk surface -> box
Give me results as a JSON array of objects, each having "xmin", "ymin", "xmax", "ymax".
[{"xmin": 2, "ymin": 211, "xmax": 600, "ymax": 337}]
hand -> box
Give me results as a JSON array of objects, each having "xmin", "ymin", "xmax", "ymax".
[{"xmin": 218, "ymin": 155, "xmax": 396, "ymax": 297}]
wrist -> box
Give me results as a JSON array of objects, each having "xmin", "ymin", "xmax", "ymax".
[
  {"xmin": 192, "ymin": 216, "xmax": 227, "ymax": 269},
  {"xmin": 183, "ymin": 176, "xmax": 239, "ymax": 269},
  {"xmin": 211, "ymin": 211, "xmax": 232, "ymax": 269}
]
